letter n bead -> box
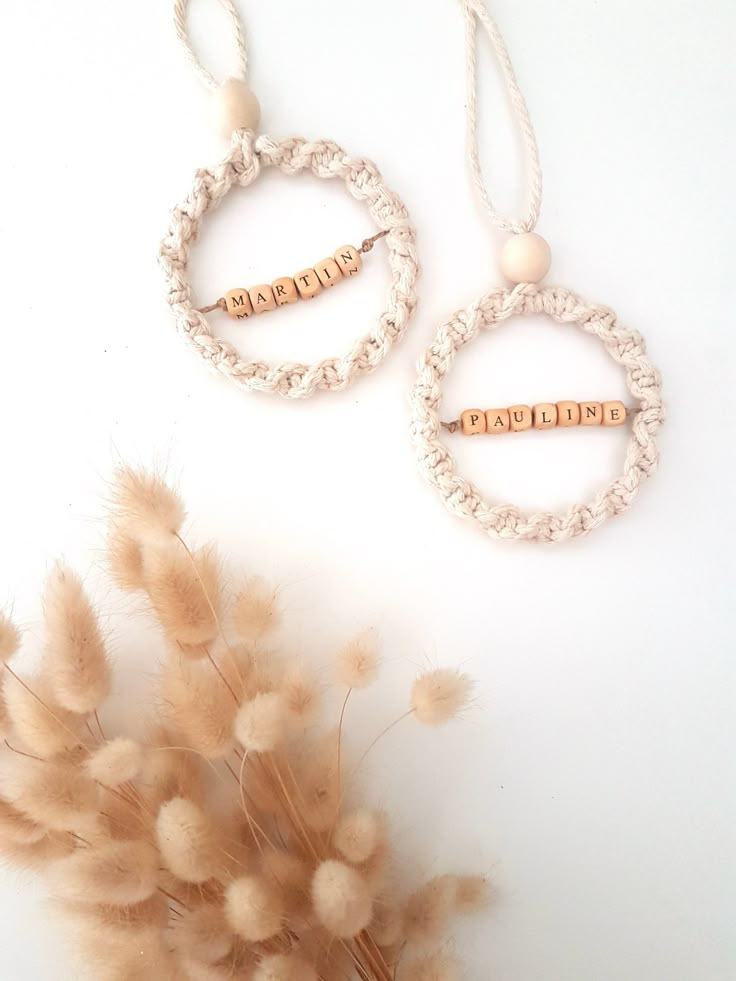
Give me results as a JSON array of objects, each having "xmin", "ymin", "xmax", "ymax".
[
  {"xmin": 461, "ymin": 409, "xmax": 487, "ymax": 435},
  {"xmin": 579, "ymin": 402, "xmax": 602, "ymax": 426},
  {"xmin": 333, "ymin": 245, "xmax": 362, "ymax": 277}
]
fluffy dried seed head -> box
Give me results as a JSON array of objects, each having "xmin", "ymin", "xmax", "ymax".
[
  {"xmin": 0, "ymin": 798, "xmax": 48, "ymax": 845},
  {"xmin": 3, "ymin": 673, "xmax": 82, "ymax": 758},
  {"xmin": 234, "ymin": 693, "xmax": 289, "ymax": 753},
  {"xmin": 156, "ymin": 797, "xmax": 220, "ymax": 884},
  {"xmin": 404, "ymin": 876, "xmax": 457, "ymax": 944},
  {"xmin": 85, "ymin": 738, "xmax": 144, "ymax": 788},
  {"xmin": 281, "ymin": 662, "xmax": 319, "ymax": 727},
  {"xmin": 312, "ymin": 860, "xmax": 372, "ymax": 938},
  {"xmin": 336, "ymin": 629, "xmax": 380, "ymax": 689},
  {"xmin": 452, "ymin": 874, "xmax": 490, "ymax": 912},
  {"xmin": 254, "ymin": 954, "xmax": 318, "ymax": 981},
  {"xmin": 298, "ymin": 731, "xmax": 340, "ymax": 832},
  {"xmin": 0, "ymin": 613, "xmax": 20, "ymax": 663},
  {"xmin": 7, "ymin": 757, "xmax": 99, "ymax": 834},
  {"xmin": 0, "ymin": 830, "xmax": 75, "ymax": 869},
  {"xmin": 111, "ymin": 466, "xmax": 185, "ymax": 545},
  {"xmin": 145, "ymin": 543, "xmax": 220, "ymax": 647},
  {"xmin": 160, "ymin": 658, "xmax": 237, "ymax": 759},
  {"xmin": 43, "ymin": 564, "xmax": 111, "ymax": 714},
  {"xmin": 232, "ymin": 576, "xmax": 280, "ymax": 641},
  {"xmin": 224, "ymin": 876, "xmax": 283, "ymax": 942},
  {"xmin": 173, "ymin": 905, "xmax": 233, "ymax": 964},
  {"xmin": 334, "ymin": 809, "xmax": 381, "ymax": 865},
  {"xmin": 402, "ymin": 951, "xmax": 460, "ymax": 981},
  {"xmin": 410, "ymin": 669, "xmax": 473, "ymax": 725},
  {"xmin": 107, "ymin": 524, "xmax": 145, "ymax": 591},
  {"xmin": 52, "ymin": 840, "xmax": 159, "ymax": 905}
]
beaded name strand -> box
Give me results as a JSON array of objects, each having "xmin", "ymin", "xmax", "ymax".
[{"xmin": 450, "ymin": 400, "xmax": 631, "ymax": 435}]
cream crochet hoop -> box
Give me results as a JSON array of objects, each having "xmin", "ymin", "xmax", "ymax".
[
  {"xmin": 410, "ymin": 284, "xmax": 664, "ymax": 544},
  {"xmin": 159, "ymin": 132, "xmax": 418, "ymax": 398},
  {"xmin": 159, "ymin": 0, "xmax": 418, "ymax": 399}
]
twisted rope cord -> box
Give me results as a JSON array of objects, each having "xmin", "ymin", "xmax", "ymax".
[
  {"xmin": 462, "ymin": 0, "xmax": 542, "ymax": 234},
  {"xmin": 159, "ymin": 132, "xmax": 419, "ymax": 399},
  {"xmin": 409, "ymin": 285, "xmax": 664, "ymax": 544},
  {"xmin": 173, "ymin": 0, "xmax": 248, "ymax": 90}
]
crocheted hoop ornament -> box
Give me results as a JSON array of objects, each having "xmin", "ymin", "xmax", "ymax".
[
  {"xmin": 410, "ymin": 283, "xmax": 664, "ymax": 544},
  {"xmin": 160, "ymin": 131, "xmax": 418, "ymax": 398}
]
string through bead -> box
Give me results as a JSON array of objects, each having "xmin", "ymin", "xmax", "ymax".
[{"xmin": 173, "ymin": 0, "xmax": 248, "ymax": 90}]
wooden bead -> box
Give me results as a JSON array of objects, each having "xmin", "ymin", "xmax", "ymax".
[
  {"xmin": 333, "ymin": 245, "xmax": 362, "ymax": 278},
  {"xmin": 294, "ymin": 269, "xmax": 322, "ymax": 300},
  {"xmin": 556, "ymin": 401, "xmax": 580, "ymax": 427},
  {"xmin": 224, "ymin": 288, "xmax": 254, "ymax": 320},
  {"xmin": 248, "ymin": 284, "xmax": 276, "ymax": 313},
  {"xmin": 579, "ymin": 402, "xmax": 603, "ymax": 426},
  {"xmin": 461, "ymin": 409, "xmax": 487, "ymax": 435},
  {"xmin": 272, "ymin": 277, "xmax": 298, "ymax": 306},
  {"xmin": 500, "ymin": 232, "xmax": 551, "ymax": 284},
  {"xmin": 314, "ymin": 257, "xmax": 342, "ymax": 288},
  {"xmin": 211, "ymin": 79, "xmax": 261, "ymax": 138},
  {"xmin": 508, "ymin": 405, "xmax": 533, "ymax": 432},
  {"xmin": 533, "ymin": 403, "xmax": 558, "ymax": 429},
  {"xmin": 602, "ymin": 400, "xmax": 627, "ymax": 427},
  {"xmin": 485, "ymin": 408, "xmax": 510, "ymax": 434}
]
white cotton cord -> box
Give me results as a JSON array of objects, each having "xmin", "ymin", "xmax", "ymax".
[
  {"xmin": 462, "ymin": 0, "xmax": 542, "ymax": 234},
  {"xmin": 173, "ymin": 0, "xmax": 248, "ymax": 90}
]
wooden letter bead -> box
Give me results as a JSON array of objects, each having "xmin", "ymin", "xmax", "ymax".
[
  {"xmin": 294, "ymin": 269, "xmax": 322, "ymax": 300},
  {"xmin": 508, "ymin": 405, "xmax": 533, "ymax": 432},
  {"xmin": 579, "ymin": 402, "xmax": 603, "ymax": 426},
  {"xmin": 556, "ymin": 400, "xmax": 581, "ymax": 427},
  {"xmin": 533, "ymin": 403, "xmax": 558, "ymax": 429},
  {"xmin": 249, "ymin": 284, "xmax": 276, "ymax": 313},
  {"xmin": 461, "ymin": 409, "xmax": 487, "ymax": 435},
  {"xmin": 224, "ymin": 288, "xmax": 253, "ymax": 319},
  {"xmin": 485, "ymin": 408, "xmax": 510, "ymax": 434},
  {"xmin": 333, "ymin": 244, "xmax": 362, "ymax": 278},
  {"xmin": 272, "ymin": 277, "xmax": 298, "ymax": 306},
  {"xmin": 602, "ymin": 400, "xmax": 627, "ymax": 426},
  {"xmin": 314, "ymin": 257, "xmax": 342, "ymax": 288}
]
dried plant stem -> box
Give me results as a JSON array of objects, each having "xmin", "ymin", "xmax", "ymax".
[
  {"xmin": 3, "ymin": 664, "xmax": 84, "ymax": 747},
  {"xmin": 93, "ymin": 710, "xmax": 106, "ymax": 740},
  {"xmin": 333, "ymin": 687, "xmax": 353, "ymax": 836},
  {"xmin": 157, "ymin": 885, "xmax": 190, "ymax": 912},
  {"xmin": 4, "ymin": 739, "xmax": 43, "ymax": 762},
  {"xmin": 352, "ymin": 709, "xmax": 416, "ymax": 779},
  {"xmin": 203, "ymin": 646, "xmax": 239, "ymax": 705}
]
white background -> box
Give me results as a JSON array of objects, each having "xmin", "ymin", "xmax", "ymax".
[{"xmin": 0, "ymin": 1, "xmax": 734, "ymax": 978}]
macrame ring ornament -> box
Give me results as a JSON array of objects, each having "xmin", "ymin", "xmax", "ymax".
[
  {"xmin": 410, "ymin": 283, "xmax": 664, "ymax": 544},
  {"xmin": 159, "ymin": 131, "xmax": 418, "ymax": 398}
]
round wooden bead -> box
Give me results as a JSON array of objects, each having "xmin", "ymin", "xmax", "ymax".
[
  {"xmin": 500, "ymin": 232, "xmax": 551, "ymax": 284},
  {"xmin": 212, "ymin": 78, "xmax": 260, "ymax": 138}
]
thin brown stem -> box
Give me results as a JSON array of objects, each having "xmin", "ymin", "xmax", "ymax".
[
  {"xmin": 351, "ymin": 709, "xmax": 415, "ymax": 779},
  {"xmin": 3, "ymin": 664, "xmax": 84, "ymax": 747},
  {"xmin": 4, "ymin": 739, "xmax": 43, "ymax": 762}
]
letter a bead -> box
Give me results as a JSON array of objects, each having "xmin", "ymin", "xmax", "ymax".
[
  {"xmin": 485, "ymin": 408, "xmax": 510, "ymax": 434},
  {"xmin": 602, "ymin": 400, "xmax": 627, "ymax": 426},
  {"xmin": 249, "ymin": 284, "xmax": 276, "ymax": 313},
  {"xmin": 461, "ymin": 409, "xmax": 487, "ymax": 435},
  {"xmin": 533, "ymin": 403, "xmax": 558, "ymax": 429},
  {"xmin": 508, "ymin": 405, "xmax": 533, "ymax": 432},
  {"xmin": 333, "ymin": 245, "xmax": 362, "ymax": 277},
  {"xmin": 225, "ymin": 288, "xmax": 253, "ymax": 319}
]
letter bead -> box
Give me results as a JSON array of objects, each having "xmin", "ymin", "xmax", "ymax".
[
  {"xmin": 485, "ymin": 408, "xmax": 510, "ymax": 434},
  {"xmin": 248, "ymin": 284, "xmax": 276, "ymax": 313},
  {"xmin": 314, "ymin": 257, "xmax": 342, "ymax": 288},
  {"xmin": 294, "ymin": 268, "xmax": 322, "ymax": 300},
  {"xmin": 556, "ymin": 401, "xmax": 580, "ymax": 427},
  {"xmin": 508, "ymin": 405, "xmax": 533, "ymax": 432},
  {"xmin": 225, "ymin": 288, "xmax": 253, "ymax": 319},
  {"xmin": 533, "ymin": 403, "xmax": 558, "ymax": 429},
  {"xmin": 272, "ymin": 277, "xmax": 298, "ymax": 306},
  {"xmin": 602, "ymin": 400, "xmax": 627, "ymax": 427},
  {"xmin": 333, "ymin": 244, "xmax": 362, "ymax": 278},
  {"xmin": 579, "ymin": 402, "xmax": 603, "ymax": 426},
  {"xmin": 461, "ymin": 409, "xmax": 487, "ymax": 435}
]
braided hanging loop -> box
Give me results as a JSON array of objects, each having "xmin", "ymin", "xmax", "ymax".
[
  {"xmin": 409, "ymin": 284, "xmax": 664, "ymax": 544},
  {"xmin": 159, "ymin": 132, "xmax": 419, "ymax": 398}
]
